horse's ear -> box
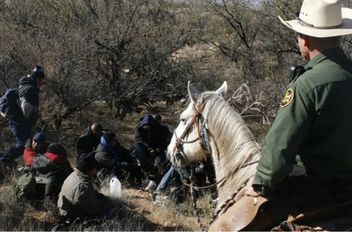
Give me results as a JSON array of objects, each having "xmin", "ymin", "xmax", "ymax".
[
  {"xmin": 187, "ymin": 81, "xmax": 200, "ymax": 103},
  {"xmin": 215, "ymin": 81, "xmax": 228, "ymax": 98}
]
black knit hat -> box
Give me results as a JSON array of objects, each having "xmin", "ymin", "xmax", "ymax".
[
  {"xmin": 47, "ymin": 143, "xmax": 67, "ymax": 158},
  {"xmin": 33, "ymin": 132, "xmax": 46, "ymax": 144},
  {"xmin": 30, "ymin": 65, "xmax": 45, "ymax": 80},
  {"xmin": 76, "ymin": 152, "xmax": 98, "ymax": 172}
]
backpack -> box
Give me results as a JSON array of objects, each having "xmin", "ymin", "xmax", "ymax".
[
  {"xmin": 0, "ymin": 87, "xmax": 20, "ymax": 120},
  {"xmin": 14, "ymin": 169, "xmax": 37, "ymax": 200}
]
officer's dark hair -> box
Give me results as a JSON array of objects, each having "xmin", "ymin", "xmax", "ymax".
[
  {"xmin": 315, "ymin": 36, "xmax": 341, "ymax": 47},
  {"xmin": 298, "ymin": 33, "xmax": 341, "ymax": 47},
  {"xmin": 30, "ymin": 65, "xmax": 45, "ymax": 80}
]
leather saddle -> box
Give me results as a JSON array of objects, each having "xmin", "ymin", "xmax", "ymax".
[{"xmin": 209, "ymin": 193, "xmax": 352, "ymax": 231}]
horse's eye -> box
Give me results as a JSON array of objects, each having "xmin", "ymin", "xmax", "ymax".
[{"xmin": 180, "ymin": 118, "xmax": 186, "ymax": 123}]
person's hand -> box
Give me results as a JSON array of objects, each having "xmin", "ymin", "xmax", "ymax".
[
  {"xmin": 234, "ymin": 176, "xmax": 260, "ymax": 202},
  {"xmin": 25, "ymin": 139, "xmax": 32, "ymax": 148},
  {"xmin": 154, "ymin": 156, "xmax": 161, "ymax": 166},
  {"xmin": 149, "ymin": 148, "xmax": 155, "ymax": 155},
  {"xmin": 195, "ymin": 164, "xmax": 205, "ymax": 174},
  {"xmin": 245, "ymin": 186, "xmax": 261, "ymax": 197},
  {"xmin": 119, "ymin": 162, "xmax": 129, "ymax": 168}
]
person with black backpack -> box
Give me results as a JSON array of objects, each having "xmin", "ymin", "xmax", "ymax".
[{"xmin": 0, "ymin": 65, "xmax": 45, "ymax": 175}]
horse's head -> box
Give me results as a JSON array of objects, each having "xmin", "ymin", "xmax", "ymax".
[{"xmin": 167, "ymin": 81, "xmax": 227, "ymax": 167}]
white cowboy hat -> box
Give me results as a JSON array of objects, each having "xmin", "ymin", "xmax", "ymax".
[{"xmin": 279, "ymin": 0, "xmax": 352, "ymax": 38}]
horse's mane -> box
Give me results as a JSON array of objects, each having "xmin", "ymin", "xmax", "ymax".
[{"xmin": 199, "ymin": 91, "xmax": 261, "ymax": 210}]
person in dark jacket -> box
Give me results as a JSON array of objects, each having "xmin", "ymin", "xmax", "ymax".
[
  {"xmin": 95, "ymin": 131, "xmax": 141, "ymax": 185},
  {"xmin": 76, "ymin": 122, "xmax": 104, "ymax": 161},
  {"xmin": 133, "ymin": 114, "xmax": 171, "ymax": 186},
  {"xmin": 33, "ymin": 143, "xmax": 73, "ymax": 204},
  {"xmin": 0, "ymin": 65, "xmax": 45, "ymax": 171}
]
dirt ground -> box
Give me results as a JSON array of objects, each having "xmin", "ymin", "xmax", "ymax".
[{"xmin": 123, "ymin": 188, "xmax": 202, "ymax": 231}]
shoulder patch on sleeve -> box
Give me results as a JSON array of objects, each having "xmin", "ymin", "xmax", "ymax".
[{"xmin": 280, "ymin": 88, "xmax": 294, "ymax": 107}]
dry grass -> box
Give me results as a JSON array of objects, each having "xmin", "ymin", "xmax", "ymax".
[{"xmin": 0, "ymin": 176, "xmax": 214, "ymax": 231}]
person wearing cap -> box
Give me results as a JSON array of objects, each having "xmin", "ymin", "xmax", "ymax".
[
  {"xmin": 76, "ymin": 122, "xmax": 104, "ymax": 161},
  {"xmin": 226, "ymin": 0, "xmax": 352, "ymax": 230},
  {"xmin": 57, "ymin": 152, "xmax": 114, "ymax": 221},
  {"xmin": 0, "ymin": 65, "xmax": 45, "ymax": 170},
  {"xmin": 23, "ymin": 132, "xmax": 48, "ymax": 167}
]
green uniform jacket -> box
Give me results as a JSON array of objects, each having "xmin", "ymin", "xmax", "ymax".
[{"xmin": 253, "ymin": 47, "xmax": 352, "ymax": 195}]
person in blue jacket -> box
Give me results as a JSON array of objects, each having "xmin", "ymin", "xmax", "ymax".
[{"xmin": 0, "ymin": 65, "xmax": 45, "ymax": 174}]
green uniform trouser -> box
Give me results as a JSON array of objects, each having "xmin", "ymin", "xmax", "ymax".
[{"xmin": 260, "ymin": 175, "xmax": 352, "ymax": 228}]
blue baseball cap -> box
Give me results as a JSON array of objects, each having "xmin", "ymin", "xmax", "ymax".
[{"xmin": 33, "ymin": 132, "xmax": 46, "ymax": 144}]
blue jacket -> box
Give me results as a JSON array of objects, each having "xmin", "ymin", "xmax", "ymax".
[{"xmin": 15, "ymin": 75, "xmax": 40, "ymax": 126}]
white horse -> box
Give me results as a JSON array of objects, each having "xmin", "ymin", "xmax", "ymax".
[
  {"xmin": 167, "ymin": 81, "xmax": 261, "ymax": 230},
  {"xmin": 167, "ymin": 81, "xmax": 352, "ymax": 231}
]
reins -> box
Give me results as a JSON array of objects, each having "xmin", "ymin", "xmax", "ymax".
[{"xmin": 181, "ymin": 176, "xmax": 226, "ymax": 190}]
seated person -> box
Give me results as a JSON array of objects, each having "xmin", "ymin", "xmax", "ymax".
[
  {"xmin": 76, "ymin": 122, "xmax": 104, "ymax": 161},
  {"xmin": 23, "ymin": 132, "xmax": 49, "ymax": 167},
  {"xmin": 153, "ymin": 159, "xmax": 216, "ymax": 202},
  {"xmin": 57, "ymin": 152, "xmax": 117, "ymax": 221},
  {"xmin": 133, "ymin": 114, "xmax": 171, "ymax": 184},
  {"xmin": 33, "ymin": 143, "xmax": 73, "ymax": 204},
  {"xmin": 95, "ymin": 131, "xmax": 141, "ymax": 185},
  {"xmin": 153, "ymin": 164, "xmax": 180, "ymax": 199}
]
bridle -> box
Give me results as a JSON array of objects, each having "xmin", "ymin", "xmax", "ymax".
[
  {"xmin": 173, "ymin": 100, "xmax": 211, "ymax": 165},
  {"xmin": 172, "ymin": 97, "xmax": 228, "ymax": 191},
  {"xmin": 172, "ymin": 99, "xmax": 217, "ymax": 231}
]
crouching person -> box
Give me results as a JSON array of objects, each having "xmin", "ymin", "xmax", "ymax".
[
  {"xmin": 57, "ymin": 152, "xmax": 117, "ymax": 222},
  {"xmin": 23, "ymin": 132, "xmax": 48, "ymax": 167},
  {"xmin": 33, "ymin": 143, "xmax": 73, "ymax": 205},
  {"xmin": 14, "ymin": 142, "xmax": 72, "ymax": 207},
  {"xmin": 95, "ymin": 131, "xmax": 142, "ymax": 187}
]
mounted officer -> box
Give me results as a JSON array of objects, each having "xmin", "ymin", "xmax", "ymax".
[{"xmin": 229, "ymin": 0, "xmax": 352, "ymax": 230}]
